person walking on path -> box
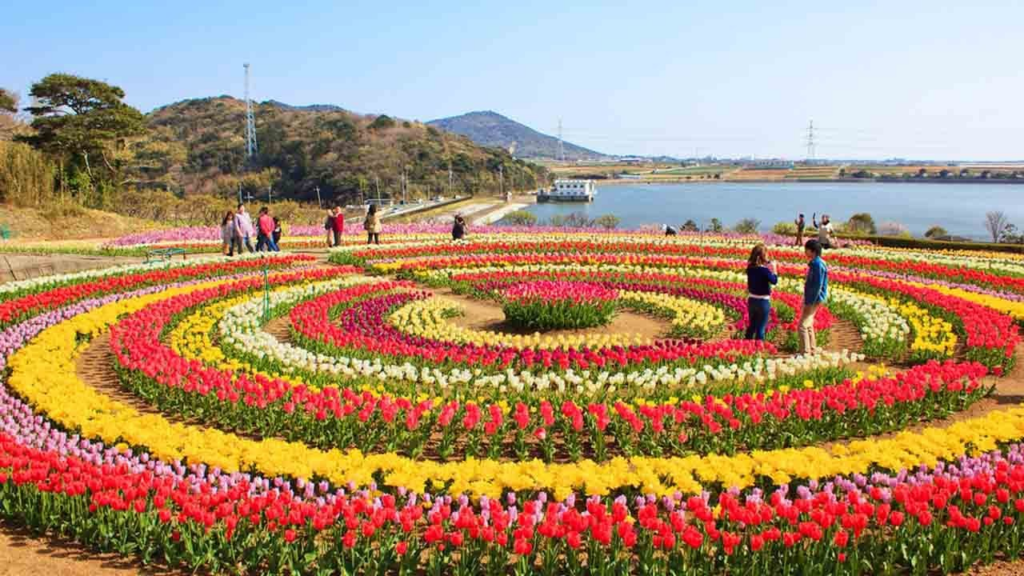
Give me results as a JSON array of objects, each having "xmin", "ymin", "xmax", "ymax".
[
  {"xmin": 363, "ymin": 204, "xmax": 382, "ymax": 245},
  {"xmin": 745, "ymin": 244, "xmax": 778, "ymax": 341},
  {"xmin": 272, "ymin": 217, "xmax": 283, "ymax": 248},
  {"xmin": 255, "ymin": 206, "xmax": 278, "ymax": 252},
  {"xmin": 324, "ymin": 208, "xmax": 336, "ymax": 247},
  {"xmin": 232, "ymin": 204, "xmax": 255, "ymax": 255},
  {"xmin": 812, "ymin": 213, "xmax": 834, "ymax": 249},
  {"xmin": 220, "ymin": 211, "xmax": 235, "ymax": 256},
  {"xmin": 331, "ymin": 206, "xmax": 345, "ymax": 247},
  {"xmin": 794, "ymin": 214, "xmax": 806, "ymax": 246},
  {"xmin": 452, "ymin": 214, "xmax": 466, "ymax": 241},
  {"xmin": 799, "ymin": 239, "xmax": 829, "ymax": 354}
]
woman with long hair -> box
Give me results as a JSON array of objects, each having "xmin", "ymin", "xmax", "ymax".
[
  {"xmin": 364, "ymin": 204, "xmax": 382, "ymax": 245},
  {"xmin": 220, "ymin": 210, "xmax": 235, "ymax": 256},
  {"xmin": 745, "ymin": 243, "xmax": 778, "ymax": 340}
]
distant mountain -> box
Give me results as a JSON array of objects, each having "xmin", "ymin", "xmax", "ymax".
[{"xmin": 428, "ymin": 111, "xmax": 607, "ymax": 161}]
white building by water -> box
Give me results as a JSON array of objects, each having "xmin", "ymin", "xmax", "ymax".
[{"xmin": 539, "ymin": 179, "xmax": 596, "ymax": 202}]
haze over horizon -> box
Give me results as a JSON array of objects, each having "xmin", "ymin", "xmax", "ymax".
[{"xmin": 4, "ymin": 0, "xmax": 1023, "ymax": 161}]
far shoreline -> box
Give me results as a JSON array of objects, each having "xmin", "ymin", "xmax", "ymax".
[{"xmin": 586, "ymin": 178, "xmax": 1024, "ymax": 186}]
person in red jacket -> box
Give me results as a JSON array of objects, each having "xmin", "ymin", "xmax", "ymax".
[
  {"xmin": 255, "ymin": 206, "xmax": 278, "ymax": 252},
  {"xmin": 331, "ymin": 205, "xmax": 345, "ymax": 247}
]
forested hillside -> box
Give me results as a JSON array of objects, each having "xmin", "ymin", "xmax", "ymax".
[
  {"xmin": 138, "ymin": 97, "xmax": 548, "ymax": 204},
  {"xmin": 1, "ymin": 75, "xmax": 549, "ymax": 222}
]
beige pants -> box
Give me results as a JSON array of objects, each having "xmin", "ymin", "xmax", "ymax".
[{"xmin": 798, "ymin": 303, "xmax": 820, "ymax": 353}]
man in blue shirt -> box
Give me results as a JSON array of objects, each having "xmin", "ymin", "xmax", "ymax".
[{"xmin": 800, "ymin": 239, "xmax": 829, "ymax": 353}]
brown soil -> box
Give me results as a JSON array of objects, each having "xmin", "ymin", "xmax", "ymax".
[
  {"xmin": 435, "ymin": 288, "xmax": 671, "ymax": 341},
  {"xmin": 0, "ymin": 523, "xmax": 182, "ymax": 576},
  {"xmin": 76, "ymin": 333, "xmax": 171, "ymax": 418},
  {"xmin": 970, "ymin": 560, "xmax": 1024, "ymax": 575},
  {"xmin": 825, "ymin": 318, "xmax": 865, "ymax": 354},
  {"xmin": 0, "ymin": 205, "xmax": 158, "ymax": 241},
  {"xmin": 263, "ymin": 315, "xmax": 294, "ymax": 344}
]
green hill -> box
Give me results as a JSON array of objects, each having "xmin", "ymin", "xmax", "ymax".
[
  {"xmin": 136, "ymin": 97, "xmax": 547, "ymax": 204},
  {"xmin": 427, "ymin": 111, "xmax": 607, "ymax": 161}
]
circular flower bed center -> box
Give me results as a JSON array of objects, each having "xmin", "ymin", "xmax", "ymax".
[{"xmin": 500, "ymin": 280, "xmax": 618, "ymax": 330}]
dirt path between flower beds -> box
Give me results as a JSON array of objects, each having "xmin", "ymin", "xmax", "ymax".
[
  {"xmin": 263, "ymin": 315, "xmax": 293, "ymax": 344},
  {"xmin": 0, "ymin": 522, "xmax": 183, "ymax": 576},
  {"xmin": 76, "ymin": 333, "xmax": 178, "ymax": 419},
  {"xmin": 824, "ymin": 318, "xmax": 864, "ymax": 354}
]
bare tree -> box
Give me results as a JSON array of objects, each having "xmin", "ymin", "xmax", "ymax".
[{"xmin": 985, "ymin": 211, "xmax": 1009, "ymax": 243}]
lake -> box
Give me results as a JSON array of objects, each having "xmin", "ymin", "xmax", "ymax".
[{"xmin": 514, "ymin": 182, "xmax": 1024, "ymax": 239}]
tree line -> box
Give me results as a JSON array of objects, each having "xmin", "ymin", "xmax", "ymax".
[{"xmin": 0, "ymin": 74, "xmax": 550, "ymax": 222}]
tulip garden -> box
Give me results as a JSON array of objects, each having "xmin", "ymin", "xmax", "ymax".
[{"xmin": 2, "ymin": 231, "xmax": 1024, "ymax": 574}]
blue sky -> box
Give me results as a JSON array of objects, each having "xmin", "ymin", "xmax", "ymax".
[{"xmin": 3, "ymin": 0, "xmax": 1023, "ymax": 160}]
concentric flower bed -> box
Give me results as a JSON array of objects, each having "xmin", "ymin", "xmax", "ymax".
[{"xmin": 1, "ymin": 232, "xmax": 1024, "ymax": 574}]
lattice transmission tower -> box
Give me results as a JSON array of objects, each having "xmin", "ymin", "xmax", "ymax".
[
  {"xmin": 557, "ymin": 118, "xmax": 565, "ymax": 163},
  {"xmin": 244, "ymin": 63, "xmax": 258, "ymax": 160},
  {"xmin": 805, "ymin": 120, "xmax": 816, "ymax": 161}
]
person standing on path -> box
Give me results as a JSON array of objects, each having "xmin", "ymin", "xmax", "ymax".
[
  {"xmin": 324, "ymin": 208, "xmax": 336, "ymax": 247},
  {"xmin": 220, "ymin": 211, "xmax": 235, "ymax": 256},
  {"xmin": 794, "ymin": 214, "xmax": 806, "ymax": 246},
  {"xmin": 255, "ymin": 206, "xmax": 278, "ymax": 252},
  {"xmin": 232, "ymin": 204, "xmax": 255, "ymax": 254},
  {"xmin": 331, "ymin": 206, "xmax": 345, "ymax": 247},
  {"xmin": 363, "ymin": 204, "xmax": 382, "ymax": 245},
  {"xmin": 452, "ymin": 214, "xmax": 466, "ymax": 241},
  {"xmin": 799, "ymin": 239, "xmax": 829, "ymax": 354},
  {"xmin": 812, "ymin": 213, "xmax": 834, "ymax": 249},
  {"xmin": 744, "ymin": 244, "xmax": 778, "ymax": 341},
  {"xmin": 272, "ymin": 217, "xmax": 283, "ymax": 249}
]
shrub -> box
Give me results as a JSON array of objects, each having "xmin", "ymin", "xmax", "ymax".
[
  {"xmin": 709, "ymin": 218, "xmax": 723, "ymax": 233},
  {"xmin": 733, "ymin": 218, "xmax": 761, "ymax": 234},
  {"xmin": 879, "ymin": 221, "xmax": 911, "ymax": 237},
  {"xmin": 681, "ymin": 219, "xmax": 699, "ymax": 232},
  {"xmin": 503, "ymin": 210, "xmax": 537, "ymax": 227},
  {"xmin": 549, "ymin": 212, "xmax": 592, "ymax": 228},
  {"xmin": 924, "ymin": 226, "xmax": 948, "ymax": 239},
  {"xmin": 846, "ymin": 213, "xmax": 877, "ymax": 235},
  {"xmin": 591, "ymin": 214, "xmax": 620, "ymax": 229},
  {"xmin": 773, "ymin": 221, "xmax": 797, "ymax": 235},
  {"xmin": 0, "ymin": 142, "xmax": 55, "ymax": 207}
]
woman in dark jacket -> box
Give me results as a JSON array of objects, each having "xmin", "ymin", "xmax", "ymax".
[
  {"xmin": 745, "ymin": 243, "xmax": 778, "ymax": 340},
  {"xmin": 452, "ymin": 214, "xmax": 466, "ymax": 241}
]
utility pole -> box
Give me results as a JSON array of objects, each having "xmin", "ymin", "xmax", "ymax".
[
  {"xmin": 805, "ymin": 120, "xmax": 816, "ymax": 161},
  {"xmin": 448, "ymin": 166, "xmax": 453, "ymax": 197},
  {"xmin": 268, "ymin": 184, "xmax": 272, "ymax": 205},
  {"xmin": 315, "ymin": 186, "xmax": 322, "ymax": 209},
  {"xmin": 237, "ymin": 183, "xmax": 243, "ymax": 205},
  {"xmin": 402, "ymin": 166, "xmax": 408, "ymax": 204}
]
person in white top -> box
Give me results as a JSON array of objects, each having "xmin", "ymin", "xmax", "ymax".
[
  {"xmin": 812, "ymin": 213, "xmax": 834, "ymax": 249},
  {"xmin": 232, "ymin": 204, "xmax": 255, "ymax": 254}
]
